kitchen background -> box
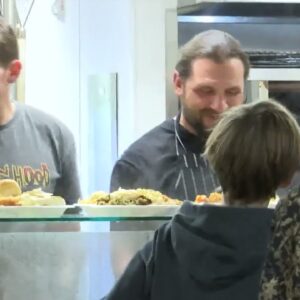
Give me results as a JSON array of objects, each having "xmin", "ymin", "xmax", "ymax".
[
  {"xmin": 5, "ymin": 0, "xmax": 300, "ymax": 197},
  {"xmin": 3, "ymin": 1, "xmax": 300, "ymax": 298}
]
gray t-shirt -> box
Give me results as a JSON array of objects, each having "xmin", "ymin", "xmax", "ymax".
[{"xmin": 0, "ymin": 102, "xmax": 81, "ymax": 204}]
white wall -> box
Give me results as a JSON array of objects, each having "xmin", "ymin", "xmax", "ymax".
[
  {"xmin": 24, "ymin": 0, "xmax": 135, "ymax": 193},
  {"xmin": 78, "ymin": 0, "xmax": 135, "ymax": 194},
  {"xmin": 25, "ymin": 0, "xmax": 80, "ymax": 147},
  {"xmin": 133, "ymin": 0, "xmax": 177, "ymax": 140}
]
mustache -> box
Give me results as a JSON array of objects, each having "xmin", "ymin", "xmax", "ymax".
[{"xmin": 199, "ymin": 109, "xmax": 220, "ymax": 116}]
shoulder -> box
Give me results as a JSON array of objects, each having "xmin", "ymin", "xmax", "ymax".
[
  {"xmin": 140, "ymin": 222, "xmax": 171, "ymax": 263},
  {"xmin": 17, "ymin": 103, "xmax": 74, "ymax": 140},
  {"xmin": 270, "ymin": 187, "xmax": 300, "ymax": 247},
  {"xmin": 121, "ymin": 119, "xmax": 174, "ymax": 163}
]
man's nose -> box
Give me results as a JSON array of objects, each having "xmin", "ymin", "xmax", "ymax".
[{"xmin": 209, "ymin": 95, "xmax": 228, "ymax": 113}]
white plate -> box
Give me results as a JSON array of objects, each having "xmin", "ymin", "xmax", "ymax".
[
  {"xmin": 0, "ymin": 206, "xmax": 69, "ymax": 218},
  {"xmin": 78, "ymin": 204, "xmax": 180, "ymax": 217}
]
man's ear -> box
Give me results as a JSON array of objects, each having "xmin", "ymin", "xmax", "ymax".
[
  {"xmin": 7, "ymin": 60, "xmax": 22, "ymax": 83},
  {"xmin": 173, "ymin": 70, "xmax": 184, "ymax": 97}
]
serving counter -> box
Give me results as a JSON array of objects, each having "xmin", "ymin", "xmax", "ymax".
[{"xmin": 0, "ymin": 210, "xmax": 170, "ymax": 300}]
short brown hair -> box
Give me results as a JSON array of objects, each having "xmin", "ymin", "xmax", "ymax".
[
  {"xmin": 0, "ymin": 18, "xmax": 18, "ymax": 67},
  {"xmin": 176, "ymin": 30, "xmax": 250, "ymax": 80},
  {"xmin": 205, "ymin": 100, "xmax": 300, "ymax": 204}
]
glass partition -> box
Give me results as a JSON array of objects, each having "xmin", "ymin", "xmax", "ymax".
[{"xmin": 0, "ymin": 217, "xmax": 168, "ymax": 299}]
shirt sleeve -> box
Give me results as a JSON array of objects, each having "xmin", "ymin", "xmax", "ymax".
[
  {"xmin": 260, "ymin": 192, "xmax": 300, "ymax": 300},
  {"xmin": 54, "ymin": 128, "xmax": 81, "ymax": 204},
  {"xmin": 110, "ymin": 159, "xmax": 145, "ymax": 192}
]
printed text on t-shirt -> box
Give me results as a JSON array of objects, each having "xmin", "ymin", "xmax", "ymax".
[{"xmin": 0, "ymin": 163, "xmax": 50, "ymax": 189}]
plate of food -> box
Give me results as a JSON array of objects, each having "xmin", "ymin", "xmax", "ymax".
[
  {"xmin": 78, "ymin": 188, "xmax": 181, "ymax": 217},
  {"xmin": 79, "ymin": 204, "xmax": 180, "ymax": 218},
  {"xmin": 194, "ymin": 192, "xmax": 223, "ymax": 205},
  {"xmin": 0, "ymin": 179, "xmax": 69, "ymax": 218}
]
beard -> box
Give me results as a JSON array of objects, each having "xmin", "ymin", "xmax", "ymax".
[{"xmin": 182, "ymin": 104, "xmax": 219, "ymax": 138}]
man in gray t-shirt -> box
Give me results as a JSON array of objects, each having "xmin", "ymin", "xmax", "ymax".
[
  {"xmin": 0, "ymin": 18, "xmax": 80, "ymax": 204},
  {"xmin": 0, "ymin": 102, "xmax": 81, "ymax": 204}
]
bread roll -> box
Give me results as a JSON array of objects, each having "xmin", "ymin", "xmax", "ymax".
[
  {"xmin": 0, "ymin": 179, "xmax": 22, "ymax": 197},
  {"xmin": 0, "ymin": 179, "xmax": 22, "ymax": 206}
]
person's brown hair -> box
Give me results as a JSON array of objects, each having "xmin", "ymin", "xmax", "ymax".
[
  {"xmin": 0, "ymin": 18, "xmax": 18, "ymax": 67},
  {"xmin": 176, "ymin": 30, "xmax": 250, "ymax": 80},
  {"xmin": 205, "ymin": 100, "xmax": 300, "ymax": 204}
]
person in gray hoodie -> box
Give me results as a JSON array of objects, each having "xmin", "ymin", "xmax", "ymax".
[{"xmin": 104, "ymin": 100, "xmax": 300, "ymax": 300}]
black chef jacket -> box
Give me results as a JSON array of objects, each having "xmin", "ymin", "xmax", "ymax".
[{"xmin": 110, "ymin": 115, "xmax": 219, "ymax": 200}]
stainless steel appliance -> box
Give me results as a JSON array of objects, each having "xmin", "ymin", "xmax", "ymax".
[{"xmin": 176, "ymin": 1, "xmax": 300, "ymax": 109}]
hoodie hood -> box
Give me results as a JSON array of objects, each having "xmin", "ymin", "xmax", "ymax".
[{"xmin": 170, "ymin": 201, "xmax": 273, "ymax": 288}]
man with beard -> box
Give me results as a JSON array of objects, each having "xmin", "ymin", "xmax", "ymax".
[{"xmin": 110, "ymin": 30, "xmax": 250, "ymax": 201}]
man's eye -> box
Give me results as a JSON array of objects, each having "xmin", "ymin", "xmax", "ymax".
[
  {"xmin": 199, "ymin": 88, "xmax": 214, "ymax": 95},
  {"xmin": 226, "ymin": 90, "xmax": 240, "ymax": 96}
]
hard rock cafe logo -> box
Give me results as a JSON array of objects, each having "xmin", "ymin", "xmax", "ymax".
[{"xmin": 0, "ymin": 163, "xmax": 50, "ymax": 189}]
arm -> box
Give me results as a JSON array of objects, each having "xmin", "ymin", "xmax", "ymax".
[
  {"xmin": 110, "ymin": 159, "xmax": 145, "ymax": 192},
  {"xmin": 54, "ymin": 128, "xmax": 81, "ymax": 204}
]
